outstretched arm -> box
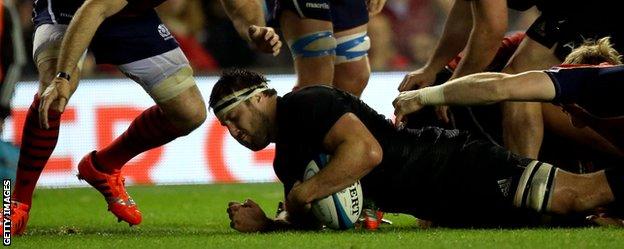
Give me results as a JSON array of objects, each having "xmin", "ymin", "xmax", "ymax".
[{"xmin": 393, "ymin": 71, "xmax": 556, "ymax": 124}]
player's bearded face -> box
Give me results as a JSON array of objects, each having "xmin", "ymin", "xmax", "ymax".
[{"xmin": 224, "ymin": 101, "xmax": 271, "ymax": 151}]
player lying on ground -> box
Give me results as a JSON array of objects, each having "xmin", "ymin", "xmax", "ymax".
[
  {"xmin": 210, "ymin": 69, "xmax": 623, "ymax": 232},
  {"xmin": 8, "ymin": 0, "xmax": 280, "ymax": 235},
  {"xmin": 393, "ymin": 42, "xmax": 624, "ymax": 153}
]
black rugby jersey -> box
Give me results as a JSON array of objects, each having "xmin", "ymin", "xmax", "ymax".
[{"xmin": 273, "ymin": 86, "xmax": 530, "ymax": 223}]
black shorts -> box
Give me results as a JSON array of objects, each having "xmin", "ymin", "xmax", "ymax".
[
  {"xmin": 366, "ymin": 133, "xmax": 537, "ymax": 227},
  {"xmin": 526, "ymin": 12, "xmax": 624, "ymax": 61},
  {"xmin": 90, "ymin": 10, "xmax": 179, "ymax": 65},
  {"xmin": 274, "ymin": 0, "xmax": 369, "ymax": 30}
]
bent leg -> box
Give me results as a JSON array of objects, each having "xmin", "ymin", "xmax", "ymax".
[
  {"xmin": 501, "ymin": 36, "xmax": 561, "ymax": 158},
  {"xmin": 95, "ymin": 49, "xmax": 206, "ymax": 173},
  {"xmin": 13, "ymin": 24, "xmax": 82, "ymax": 206}
]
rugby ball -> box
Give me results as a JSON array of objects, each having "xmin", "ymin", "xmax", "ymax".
[{"xmin": 303, "ymin": 154, "xmax": 363, "ymax": 230}]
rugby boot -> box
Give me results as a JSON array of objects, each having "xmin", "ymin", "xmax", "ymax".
[
  {"xmin": 359, "ymin": 208, "xmax": 380, "ymax": 230},
  {"xmin": 5, "ymin": 201, "xmax": 30, "ymax": 235},
  {"xmin": 77, "ymin": 151, "xmax": 142, "ymax": 226}
]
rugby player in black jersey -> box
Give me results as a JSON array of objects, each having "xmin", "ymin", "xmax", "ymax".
[{"xmin": 212, "ymin": 69, "xmax": 622, "ymax": 232}]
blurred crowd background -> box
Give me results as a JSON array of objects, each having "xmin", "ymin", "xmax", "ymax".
[{"xmin": 13, "ymin": 0, "xmax": 540, "ymax": 79}]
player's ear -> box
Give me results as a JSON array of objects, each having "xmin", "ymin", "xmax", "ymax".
[{"xmin": 253, "ymin": 94, "xmax": 263, "ymax": 103}]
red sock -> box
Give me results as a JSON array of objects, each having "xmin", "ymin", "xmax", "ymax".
[
  {"xmin": 13, "ymin": 95, "xmax": 62, "ymax": 206},
  {"xmin": 94, "ymin": 105, "xmax": 185, "ymax": 173}
]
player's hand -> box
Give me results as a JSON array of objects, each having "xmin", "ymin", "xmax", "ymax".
[
  {"xmin": 39, "ymin": 77, "xmax": 71, "ymax": 129},
  {"xmin": 285, "ymin": 181, "xmax": 311, "ymax": 216},
  {"xmin": 227, "ymin": 199, "xmax": 271, "ymax": 233},
  {"xmin": 398, "ymin": 67, "xmax": 437, "ymax": 92},
  {"xmin": 248, "ymin": 25, "xmax": 282, "ymax": 56},
  {"xmin": 366, "ymin": 0, "xmax": 386, "ymax": 16},
  {"xmin": 392, "ymin": 90, "xmax": 425, "ymax": 128}
]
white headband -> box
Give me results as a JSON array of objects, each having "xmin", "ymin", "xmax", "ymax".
[{"xmin": 213, "ymin": 84, "xmax": 269, "ymax": 119}]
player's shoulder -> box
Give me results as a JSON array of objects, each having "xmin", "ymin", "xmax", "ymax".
[{"xmin": 282, "ymin": 85, "xmax": 341, "ymax": 101}]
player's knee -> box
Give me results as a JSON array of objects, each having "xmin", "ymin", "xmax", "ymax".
[
  {"xmin": 173, "ymin": 97, "xmax": 207, "ymax": 136},
  {"xmin": 513, "ymin": 161, "xmax": 558, "ymax": 213},
  {"xmin": 192, "ymin": 101, "xmax": 208, "ymax": 129},
  {"xmin": 335, "ymin": 31, "xmax": 370, "ymax": 65},
  {"xmin": 148, "ymin": 66, "xmax": 197, "ymax": 103},
  {"xmin": 287, "ymin": 30, "xmax": 337, "ymax": 59},
  {"xmin": 152, "ymin": 67, "xmax": 206, "ymax": 134},
  {"xmin": 334, "ymin": 65, "xmax": 369, "ymax": 96}
]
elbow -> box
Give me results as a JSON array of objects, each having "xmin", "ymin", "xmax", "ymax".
[{"xmin": 362, "ymin": 141, "xmax": 383, "ymax": 172}]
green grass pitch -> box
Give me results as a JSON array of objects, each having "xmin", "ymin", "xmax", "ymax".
[{"xmin": 11, "ymin": 183, "xmax": 624, "ymax": 248}]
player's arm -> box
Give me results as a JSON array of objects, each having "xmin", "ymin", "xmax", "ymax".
[
  {"xmin": 422, "ymin": 0, "xmax": 473, "ymax": 74},
  {"xmin": 220, "ymin": 0, "xmax": 281, "ymax": 55},
  {"xmin": 286, "ymin": 113, "xmax": 383, "ymax": 212},
  {"xmin": 393, "ymin": 71, "xmax": 556, "ymax": 124},
  {"xmin": 38, "ymin": 0, "xmax": 128, "ymax": 129},
  {"xmin": 220, "ymin": 0, "xmax": 264, "ymax": 41},
  {"xmin": 450, "ymin": 0, "xmax": 507, "ymax": 78},
  {"xmin": 399, "ymin": 0, "xmax": 473, "ymax": 91}
]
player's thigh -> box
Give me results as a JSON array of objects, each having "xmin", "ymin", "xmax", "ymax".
[
  {"xmin": 333, "ymin": 24, "xmax": 371, "ymax": 96},
  {"xmin": 33, "ymin": 24, "xmax": 81, "ymax": 97},
  {"xmin": 499, "ymin": 35, "xmax": 559, "ymax": 145},
  {"xmin": 117, "ymin": 48, "xmax": 206, "ymax": 128},
  {"xmin": 503, "ymin": 36, "xmax": 562, "ymax": 74}
]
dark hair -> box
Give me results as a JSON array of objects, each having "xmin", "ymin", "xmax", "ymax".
[{"xmin": 209, "ymin": 69, "xmax": 277, "ymax": 110}]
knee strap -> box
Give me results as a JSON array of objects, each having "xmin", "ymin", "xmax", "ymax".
[
  {"xmin": 150, "ymin": 66, "xmax": 197, "ymax": 102},
  {"xmin": 513, "ymin": 161, "xmax": 558, "ymax": 213},
  {"xmin": 335, "ymin": 31, "xmax": 370, "ymax": 64},
  {"xmin": 288, "ymin": 31, "xmax": 337, "ymax": 58}
]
